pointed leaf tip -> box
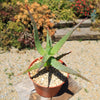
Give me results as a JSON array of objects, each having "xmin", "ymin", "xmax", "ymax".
[
  {"xmin": 50, "ymin": 58, "xmax": 90, "ymax": 82},
  {"xmin": 26, "ymin": 4, "xmax": 45, "ymax": 55},
  {"xmin": 50, "ymin": 19, "xmax": 86, "ymax": 55}
]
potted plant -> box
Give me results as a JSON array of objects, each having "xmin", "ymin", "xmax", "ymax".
[{"xmin": 21, "ymin": 4, "xmax": 90, "ymax": 98}]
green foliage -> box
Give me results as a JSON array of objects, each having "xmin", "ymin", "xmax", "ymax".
[
  {"xmin": 0, "ymin": 2, "xmax": 36, "ymax": 50},
  {"xmin": 9, "ymin": 83, "xmax": 13, "ymax": 86},
  {"xmin": 96, "ymin": 0, "xmax": 100, "ymax": 19},
  {"xmin": 28, "ymin": 0, "xmax": 75, "ymax": 21},
  {"xmin": 0, "ymin": 0, "xmax": 9, "ymax": 2},
  {"xmin": 47, "ymin": 0, "xmax": 75, "ymax": 21},
  {"xmin": 0, "ymin": 21, "xmax": 25, "ymax": 50},
  {"xmin": 24, "ymin": 5, "xmax": 90, "ymax": 82},
  {"xmin": 7, "ymin": 21, "xmax": 24, "ymax": 32},
  {"xmin": 6, "ymin": 72, "xmax": 14, "ymax": 79},
  {"xmin": 0, "ymin": 2, "xmax": 19, "ymax": 23},
  {"xmin": 0, "ymin": 0, "xmax": 24, "ymax": 3},
  {"xmin": 84, "ymin": 88, "xmax": 88, "ymax": 93},
  {"xmin": 28, "ymin": 0, "xmax": 47, "ymax": 5},
  {"xmin": 0, "ymin": 20, "xmax": 4, "ymax": 31}
]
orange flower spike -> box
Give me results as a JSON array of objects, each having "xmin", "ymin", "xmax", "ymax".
[
  {"xmin": 38, "ymin": 14, "xmax": 42, "ymax": 18},
  {"xmin": 37, "ymin": 7, "xmax": 43, "ymax": 12},
  {"xmin": 17, "ymin": 1, "xmax": 22, "ymax": 5},
  {"xmin": 45, "ymin": 19, "xmax": 50, "ymax": 23},
  {"xmin": 46, "ymin": 10, "xmax": 51, "ymax": 13},
  {"xmin": 42, "ymin": 5, "xmax": 48, "ymax": 10},
  {"xmin": 23, "ymin": 21, "xmax": 27, "ymax": 25},
  {"xmin": 37, "ymin": 25, "xmax": 40, "ymax": 29},
  {"xmin": 25, "ymin": 0, "xmax": 28, "ymax": 3},
  {"xmin": 51, "ymin": 13, "xmax": 55, "ymax": 17},
  {"xmin": 33, "ymin": 2, "xmax": 40, "ymax": 7},
  {"xmin": 30, "ymin": 9, "xmax": 33, "ymax": 13},
  {"xmin": 17, "ymin": 19, "xmax": 20, "ymax": 22},
  {"xmin": 42, "ymin": 15, "xmax": 46, "ymax": 19},
  {"xmin": 39, "ymin": 18, "xmax": 44, "ymax": 23},
  {"xmin": 38, "ymin": 20, "xmax": 42, "ymax": 25},
  {"xmin": 33, "ymin": 15, "xmax": 38, "ymax": 19},
  {"xmin": 49, "ymin": 23, "xmax": 54, "ymax": 28},
  {"xmin": 43, "ymin": 25, "xmax": 48, "ymax": 28},
  {"xmin": 31, "ymin": 4, "xmax": 36, "ymax": 9}
]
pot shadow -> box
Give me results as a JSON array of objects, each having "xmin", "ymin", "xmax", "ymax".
[{"xmin": 55, "ymin": 79, "xmax": 74, "ymax": 97}]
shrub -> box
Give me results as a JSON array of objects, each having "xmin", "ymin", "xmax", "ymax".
[
  {"xmin": 0, "ymin": 2, "xmax": 19, "ymax": 23},
  {"xmin": 0, "ymin": 20, "xmax": 4, "ymax": 31},
  {"xmin": 29, "ymin": 0, "xmax": 75, "ymax": 21},
  {"xmin": 15, "ymin": 1, "xmax": 56, "ymax": 40},
  {"xmin": 95, "ymin": 0, "xmax": 100, "ymax": 19},
  {"xmin": 0, "ymin": 21, "xmax": 25, "ymax": 50},
  {"xmin": 71, "ymin": 0, "xmax": 94, "ymax": 18},
  {"xmin": 18, "ymin": 31, "xmax": 35, "ymax": 48},
  {"xmin": 0, "ymin": 2, "xmax": 27, "ymax": 50},
  {"xmin": 47, "ymin": 0, "xmax": 75, "ymax": 21}
]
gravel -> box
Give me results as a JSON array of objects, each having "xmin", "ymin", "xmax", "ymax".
[
  {"xmin": 30, "ymin": 66, "xmax": 68, "ymax": 87},
  {"xmin": 0, "ymin": 40, "xmax": 100, "ymax": 100}
]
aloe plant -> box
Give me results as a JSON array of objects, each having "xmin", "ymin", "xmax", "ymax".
[{"xmin": 24, "ymin": 5, "xmax": 90, "ymax": 82}]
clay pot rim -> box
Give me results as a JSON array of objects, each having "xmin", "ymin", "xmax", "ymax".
[{"xmin": 28, "ymin": 57, "xmax": 69, "ymax": 88}]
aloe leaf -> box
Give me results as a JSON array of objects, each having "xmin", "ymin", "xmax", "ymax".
[
  {"xmin": 50, "ymin": 19, "xmax": 86, "ymax": 55},
  {"xmin": 50, "ymin": 57, "xmax": 90, "ymax": 82},
  {"xmin": 56, "ymin": 51, "xmax": 71, "ymax": 60},
  {"xmin": 37, "ymin": 57, "xmax": 45, "ymax": 72},
  {"xmin": 26, "ymin": 5, "xmax": 45, "ymax": 55},
  {"xmin": 23, "ymin": 54, "xmax": 51, "ymax": 74},
  {"xmin": 46, "ymin": 29, "xmax": 52, "ymax": 53},
  {"xmin": 23, "ymin": 62, "xmax": 42, "ymax": 74},
  {"xmin": 37, "ymin": 54, "xmax": 51, "ymax": 72}
]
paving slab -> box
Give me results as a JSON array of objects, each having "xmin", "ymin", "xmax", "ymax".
[
  {"xmin": 54, "ymin": 19, "xmax": 100, "ymax": 41},
  {"xmin": 55, "ymin": 28, "xmax": 100, "ymax": 41},
  {"xmin": 14, "ymin": 77, "xmax": 35, "ymax": 100},
  {"xmin": 54, "ymin": 19, "xmax": 92, "ymax": 28}
]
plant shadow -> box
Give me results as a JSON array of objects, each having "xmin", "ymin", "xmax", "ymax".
[{"xmin": 31, "ymin": 66, "xmax": 68, "ymax": 88}]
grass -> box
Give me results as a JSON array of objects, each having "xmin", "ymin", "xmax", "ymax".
[
  {"xmin": 9, "ymin": 83, "xmax": 13, "ymax": 86},
  {"xmin": 5, "ymin": 72, "xmax": 14, "ymax": 79},
  {"xmin": 4, "ymin": 68, "xmax": 8, "ymax": 72},
  {"xmin": 84, "ymin": 88, "xmax": 88, "ymax": 93}
]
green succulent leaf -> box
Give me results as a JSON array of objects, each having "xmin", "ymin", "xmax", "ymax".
[
  {"xmin": 26, "ymin": 5, "xmax": 45, "ymax": 56},
  {"xmin": 46, "ymin": 29, "xmax": 52, "ymax": 54},
  {"xmin": 56, "ymin": 51, "xmax": 71, "ymax": 60},
  {"xmin": 37, "ymin": 54, "xmax": 52, "ymax": 72},
  {"xmin": 23, "ymin": 62, "xmax": 42, "ymax": 74},
  {"xmin": 23, "ymin": 55, "xmax": 52, "ymax": 74},
  {"xmin": 50, "ymin": 57, "xmax": 90, "ymax": 82},
  {"xmin": 50, "ymin": 19, "xmax": 86, "ymax": 55}
]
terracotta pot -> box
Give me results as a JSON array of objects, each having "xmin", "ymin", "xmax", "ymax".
[{"xmin": 28, "ymin": 57, "xmax": 69, "ymax": 98}]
